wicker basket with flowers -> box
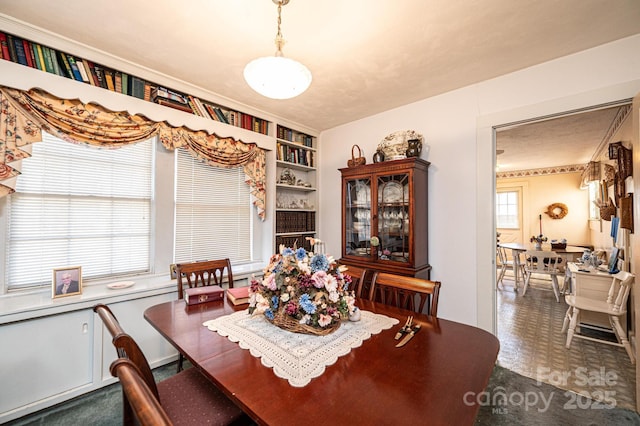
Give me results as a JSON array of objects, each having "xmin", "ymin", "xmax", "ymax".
[{"xmin": 249, "ymin": 245, "xmax": 356, "ymax": 335}]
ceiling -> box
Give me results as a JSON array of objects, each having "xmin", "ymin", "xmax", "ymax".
[
  {"xmin": 1, "ymin": 0, "xmax": 639, "ymax": 134},
  {"xmin": 496, "ymin": 104, "xmax": 630, "ymax": 173}
]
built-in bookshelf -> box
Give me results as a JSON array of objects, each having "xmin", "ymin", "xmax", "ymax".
[
  {"xmin": 275, "ymin": 125, "xmax": 317, "ymax": 252},
  {"xmin": 0, "ymin": 30, "xmax": 269, "ymax": 136}
]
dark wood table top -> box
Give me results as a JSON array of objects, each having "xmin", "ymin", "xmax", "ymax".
[{"xmin": 144, "ymin": 298, "xmax": 499, "ymax": 426}]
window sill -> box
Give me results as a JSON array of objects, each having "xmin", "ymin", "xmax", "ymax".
[{"xmin": 0, "ymin": 263, "xmax": 265, "ymax": 325}]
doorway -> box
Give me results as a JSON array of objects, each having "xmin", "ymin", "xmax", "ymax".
[{"xmin": 492, "ymin": 101, "xmax": 636, "ymax": 410}]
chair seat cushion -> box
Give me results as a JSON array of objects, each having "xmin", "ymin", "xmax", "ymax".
[
  {"xmin": 158, "ymin": 367, "xmax": 248, "ymax": 425},
  {"xmin": 564, "ymin": 295, "xmax": 626, "ymax": 315}
]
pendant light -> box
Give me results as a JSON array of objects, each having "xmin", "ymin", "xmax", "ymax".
[{"xmin": 244, "ymin": 0, "xmax": 312, "ymax": 99}]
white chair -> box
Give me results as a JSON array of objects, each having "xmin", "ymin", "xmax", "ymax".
[
  {"xmin": 496, "ymin": 245, "xmax": 524, "ymax": 290},
  {"xmin": 561, "ymin": 271, "xmax": 635, "ymax": 364},
  {"xmin": 522, "ymin": 250, "xmax": 563, "ymax": 302}
]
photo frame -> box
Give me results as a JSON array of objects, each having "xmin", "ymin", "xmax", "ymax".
[
  {"xmin": 52, "ymin": 266, "xmax": 82, "ymax": 298},
  {"xmin": 170, "ymin": 263, "xmax": 177, "ymax": 280}
]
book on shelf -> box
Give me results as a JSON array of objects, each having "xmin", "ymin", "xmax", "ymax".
[
  {"xmin": 6, "ymin": 34, "xmax": 17, "ymax": 63},
  {"xmin": 155, "ymin": 97, "xmax": 194, "ymax": 113},
  {"xmin": 40, "ymin": 46, "xmax": 54, "ymax": 74},
  {"xmin": 81, "ymin": 59, "xmax": 97, "ymax": 86},
  {"xmin": 0, "ymin": 33, "xmax": 10, "ymax": 61},
  {"xmin": 226, "ymin": 286, "xmax": 250, "ymax": 305},
  {"xmin": 104, "ymin": 68, "xmax": 116, "ymax": 90},
  {"xmin": 130, "ymin": 76, "xmax": 145, "ymax": 99},
  {"xmin": 67, "ymin": 55, "xmax": 85, "ymax": 81},
  {"xmin": 12, "ymin": 36, "xmax": 28, "ymax": 66},
  {"xmin": 32, "ymin": 43, "xmax": 43, "ymax": 70},
  {"xmin": 114, "ymin": 71, "xmax": 122, "ymax": 93},
  {"xmin": 94, "ymin": 65, "xmax": 108, "ymax": 88},
  {"xmin": 120, "ymin": 72, "xmax": 129, "ymax": 94},
  {"xmin": 75, "ymin": 58, "xmax": 90, "ymax": 83},
  {"xmin": 143, "ymin": 82, "xmax": 154, "ymax": 101},
  {"xmin": 22, "ymin": 39, "xmax": 35, "ymax": 68}
]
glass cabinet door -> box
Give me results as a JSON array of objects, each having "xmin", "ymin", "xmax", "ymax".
[
  {"xmin": 376, "ymin": 173, "xmax": 410, "ymax": 262},
  {"xmin": 344, "ymin": 178, "xmax": 372, "ymax": 258}
]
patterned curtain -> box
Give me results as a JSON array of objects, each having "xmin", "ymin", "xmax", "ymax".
[{"xmin": 0, "ymin": 85, "xmax": 266, "ymax": 219}]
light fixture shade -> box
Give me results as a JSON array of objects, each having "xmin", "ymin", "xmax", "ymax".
[{"xmin": 244, "ymin": 55, "xmax": 312, "ymax": 100}]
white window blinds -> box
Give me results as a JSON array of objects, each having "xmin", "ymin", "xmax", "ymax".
[
  {"xmin": 175, "ymin": 149, "xmax": 252, "ymax": 264},
  {"xmin": 6, "ymin": 133, "xmax": 153, "ymax": 289}
]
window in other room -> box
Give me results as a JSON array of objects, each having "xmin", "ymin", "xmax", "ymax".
[{"xmin": 496, "ymin": 190, "xmax": 520, "ymax": 229}]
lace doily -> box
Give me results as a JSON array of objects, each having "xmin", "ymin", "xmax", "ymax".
[{"xmin": 203, "ymin": 310, "xmax": 398, "ymax": 387}]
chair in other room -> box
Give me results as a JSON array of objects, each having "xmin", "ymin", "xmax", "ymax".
[
  {"xmin": 175, "ymin": 258, "xmax": 234, "ymax": 371},
  {"xmin": 561, "ymin": 271, "xmax": 635, "ymax": 364},
  {"xmin": 369, "ymin": 272, "xmax": 441, "ymax": 316},
  {"xmin": 496, "ymin": 245, "xmax": 525, "ymax": 290},
  {"xmin": 339, "ymin": 263, "xmax": 370, "ymax": 298},
  {"xmin": 94, "ymin": 304, "xmax": 251, "ymax": 426},
  {"xmin": 522, "ymin": 250, "xmax": 564, "ymax": 302}
]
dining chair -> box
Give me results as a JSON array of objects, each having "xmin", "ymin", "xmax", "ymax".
[
  {"xmin": 94, "ymin": 304, "xmax": 251, "ymax": 426},
  {"xmin": 522, "ymin": 250, "xmax": 564, "ymax": 302},
  {"xmin": 175, "ymin": 258, "xmax": 234, "ymax": 371},
  {"xmin": 176, "ymin": 258, "xmax": 234, "ymax": 299},
  {"xmin": 339, "ymin": 263, "xmax": 370, "ymax": 298},
  {"xmin": 561, "ymin": 271, "xmax": 635, "ymax": 364},
  {"xmin": 369, "ymin": 272, "xmax": 441, "ymax": 316},
  {"xmin": 496, "ymin": 245, "xmax": 525, "ymax": 291},
  {"xmin": 109, "ymin": 358, "xmax": 173, "ymax": 426}
]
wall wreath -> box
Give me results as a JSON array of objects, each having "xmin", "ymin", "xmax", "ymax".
[{"xmin": 545, "ymin": 203, "xmax": 569, "ymax": 219}]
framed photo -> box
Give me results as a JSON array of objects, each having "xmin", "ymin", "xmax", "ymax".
[
  {"xmin": 170, "ymin": 263, "xmax": 177, "ymax": 280},
  {"xmin": 52, "ymin": 266, "xmax": 82, "ymax": 298}
]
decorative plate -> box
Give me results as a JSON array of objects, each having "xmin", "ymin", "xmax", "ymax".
[
  {"xmin": 107, "ymin": 281, "xmax": 135, "ymax": 290},
  {"xmin": 378, "ymin": 181, "xmax": 404, "ymax": 203},
  {"xmin": 355, "ymin": 182, "xmax": 371, "ymax": 206}
]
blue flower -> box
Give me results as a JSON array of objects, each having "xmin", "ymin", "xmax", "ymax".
[
  {"xmin": 299, "ymin": 293, "xmax": 316, "ymax": 314},
  {"xmin": 265, "ymin": 309, "xmax": 274, "ymax": 320},
  {"xmin": 271, "ymin": 295, "xmax": 279, "ymax": 310},
  {"xmin": 282, "ymin": 247, "xmax": 294, "ymax": 256},
  {"xmin": 295, "ymin": 247, "xmax": 307, "ymax": 261},
  {"xmin": 310, "ymin": 254, "xmax": 329, "ymax": 273}
]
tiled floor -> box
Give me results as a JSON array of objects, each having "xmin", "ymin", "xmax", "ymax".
[{"xmin": 496, "ymin": 274, "xmax": 636, "ymax": 411}]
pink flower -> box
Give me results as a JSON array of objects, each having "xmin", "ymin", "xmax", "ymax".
[
  {"xmin": 312, "ymin": 271, "xmax": 327, "ymax": 288},
  {"xmin": 318, "ymin": 314, "xmax": 332, "ymax": 327},
  {"xmin": 263, "ymin": 274, "xmax": 277, "ymax": 291}
]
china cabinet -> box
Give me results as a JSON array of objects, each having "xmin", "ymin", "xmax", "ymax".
[{"xmin": 339, "ymin": 157, "xmax": 430, "ymax": 280}]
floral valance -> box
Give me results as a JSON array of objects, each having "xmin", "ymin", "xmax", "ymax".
[{"xmin": 0, "ymin": 85, "xmax": 266, "ymax": 219}]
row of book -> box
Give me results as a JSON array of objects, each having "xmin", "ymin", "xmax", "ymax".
[
  {"xmin": 275, "ymin": 211, "xmax": 316, "ymax": 234},
  {"xmin": 275, "ymin": 233, "xmax": 315, "ymax": 253},
  {"xmin": 0, "ymin": 31, "xmax": 269, "ymax": 136},
  {"xmin": 277, "ymin": 125, "xmax": 314, "ymax": 147},
  {"xmin": 276, "ymin": 142, "xmax": 314, "ymax": 167}
]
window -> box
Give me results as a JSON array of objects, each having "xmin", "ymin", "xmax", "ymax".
[
  {"xmin": 174, "ymin": 149, "xmax": 252, "ymax": 264},
  {"xmin": 496, "ymin": 190, "xmax": 519, "ymax": 229},
  {"xmin": 6, "ymin": 133, "xmax": 153, "ymax": 290},
  {"xmin": 588, "ymin": 180, "xmax": 600, "ymax": 220}
]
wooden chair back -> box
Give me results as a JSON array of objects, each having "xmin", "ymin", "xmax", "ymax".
[
  {"xmin": 369, "ymin": 272, "xmax": 441, "ymax": 316},
  {"xmin": 607, "ymin": 271, "xmax": 635, "ymax": 313},
  {"xmin": 94, "ymin": 304, "xmax": 160, "ymax": 400},
  {"xmin": 176, "ymin": 258, "xmax": 234, "ymax": 299},
  {"xmin": 110, "ymin": 358, "xmax": 173, "ymax": 426},
  {"xmin": 524, "ymin": 250, "xmax": 563, "ymax": 274},
  {"xmin": 340, "ymin": 264, "xmax": 370, "ymax": 298}
]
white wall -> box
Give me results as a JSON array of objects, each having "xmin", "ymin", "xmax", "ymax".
[{"xmin": 318, "ymin": 34, "xmax": 640, "ymax": 330}]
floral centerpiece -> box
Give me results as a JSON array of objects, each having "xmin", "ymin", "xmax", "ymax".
[{"xmin": 248, "ymin": 245, "xmax": 356, "ymax": 335}]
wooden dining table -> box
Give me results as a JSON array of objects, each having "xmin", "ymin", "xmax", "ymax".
[{"xmin": 144, "ymin": 298, "xmax": 500, "ymax": 426}]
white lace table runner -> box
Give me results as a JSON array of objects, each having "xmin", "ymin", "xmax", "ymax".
[{"xmin": 203, "ymin": 310, "xmax": 398, "ymax": 387}]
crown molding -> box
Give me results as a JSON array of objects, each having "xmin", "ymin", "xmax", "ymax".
[{"xmin": 496, "ymin": 164, "xmax": 586, "ymax": 179}]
